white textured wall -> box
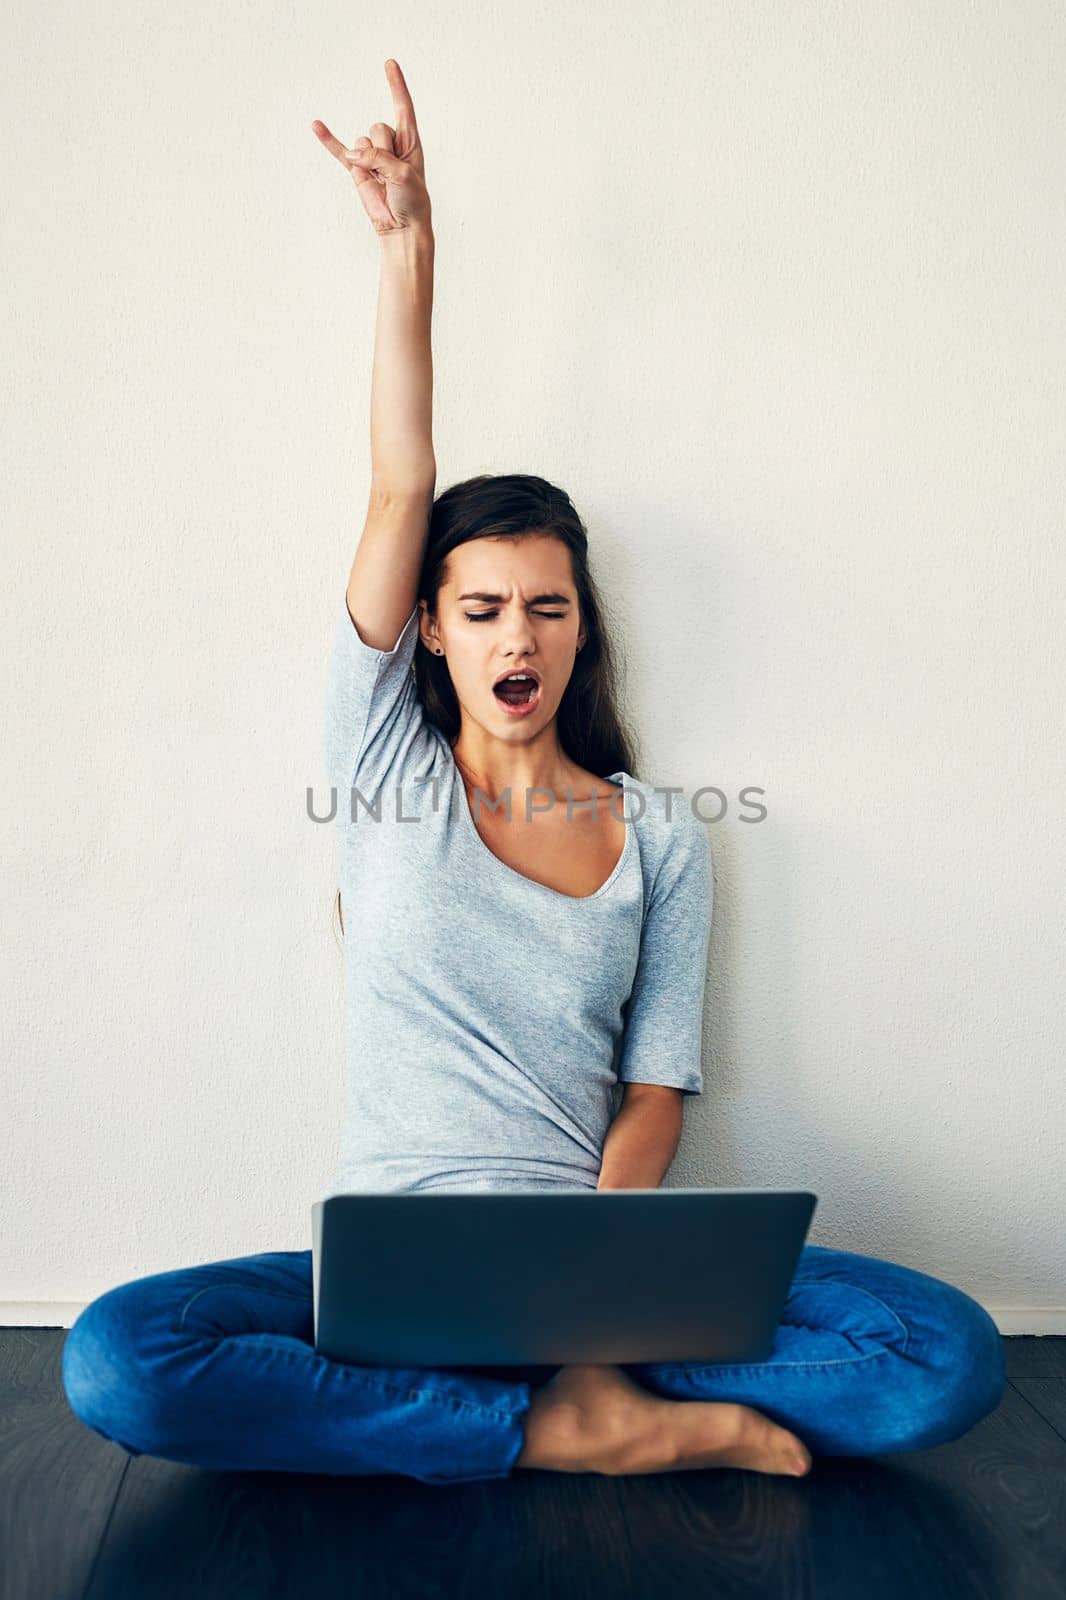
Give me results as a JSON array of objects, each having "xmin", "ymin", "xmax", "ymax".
[{"xmin": 3, "ymin": 1, "xmax": 1063, "ymax": 1332}]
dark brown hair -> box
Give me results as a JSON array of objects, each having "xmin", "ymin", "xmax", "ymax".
[{"xmin": 333, "ymin": 473, "xmax": 640, "ymax": 940}]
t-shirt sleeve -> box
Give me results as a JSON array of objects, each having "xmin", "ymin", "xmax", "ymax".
[
  {"xmin": 321, "ymin": 593, "xmax": 433, "ymax": 799},
  {"xmin": 616, "ymin": 812, "xmax": 713, "ymax": 1096}
]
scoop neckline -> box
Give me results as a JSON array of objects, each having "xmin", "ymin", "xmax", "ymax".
[{"xmin": 451, "ymin": 760, "xmax": 634, "ymax": 903}]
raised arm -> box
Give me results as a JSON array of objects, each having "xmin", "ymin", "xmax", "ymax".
[{"xmin": 312, "ymin": 58, "xmax": 436, "ymax": 653}]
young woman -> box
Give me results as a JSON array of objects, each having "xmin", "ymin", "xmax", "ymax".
[{"xmin": 62, "ymin": 60, "xmax": 1005, "ymax": 1487}]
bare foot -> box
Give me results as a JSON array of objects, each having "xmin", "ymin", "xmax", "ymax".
[{"xmin": 515, "ymin": 1363, "xmax": 812, "ymax": 1478}]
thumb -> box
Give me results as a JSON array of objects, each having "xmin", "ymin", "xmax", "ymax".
[{"xmin": 349, "ymin": 142, "xmax": 408, "ymax": 183}]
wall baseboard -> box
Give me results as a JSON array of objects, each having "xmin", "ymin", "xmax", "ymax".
[{"xmin": 3, "ymin": 1303, "xmax": 1066, "ymax": 1335}]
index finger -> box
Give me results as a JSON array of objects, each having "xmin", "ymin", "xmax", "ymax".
[
  {"xmin": 384, "ymin": 58, "xmax": 418, "ymax": 133},
  {"xmin": 310, "ymin": 120, "xmax": 354, "ymax": 167}
]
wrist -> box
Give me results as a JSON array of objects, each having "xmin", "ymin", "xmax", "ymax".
[{"xmin": 380, "ymin": 224, "xmax": 435, "ymax": 257}]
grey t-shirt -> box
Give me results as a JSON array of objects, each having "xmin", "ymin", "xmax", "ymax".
[{"xmin": 321, "ymin": 594, "xmax": 713, "ymax": 1196}]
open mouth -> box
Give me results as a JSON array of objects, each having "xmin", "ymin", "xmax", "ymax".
[{"xmin": 492, "ymin": 676, "xmax": 542, "ymax": 714}]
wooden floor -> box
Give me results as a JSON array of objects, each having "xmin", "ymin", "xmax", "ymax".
[{"xmin": 2, "ymin": 1329, "xmax": 1063, "ymax": 1599}]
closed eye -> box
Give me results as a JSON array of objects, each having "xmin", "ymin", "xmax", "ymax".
[{"xmin": 464, "ymin": 611, "xmax": 566, "ymax": 621}]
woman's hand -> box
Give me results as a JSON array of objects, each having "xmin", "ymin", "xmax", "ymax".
[{"xmin": 312, "ymin": 58, "xmax": 432, "ymax": 238}]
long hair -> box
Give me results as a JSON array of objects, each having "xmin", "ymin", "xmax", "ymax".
[{"xmin": 333, "ymin": 473, "xmax": 640, "ymax": 940}]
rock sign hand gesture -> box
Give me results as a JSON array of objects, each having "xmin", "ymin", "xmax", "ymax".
[{"xmin": 311, "ymin": 59, "xmax": 432, "ymax": 237}]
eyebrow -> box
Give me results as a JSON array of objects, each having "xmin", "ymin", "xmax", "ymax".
[{"xmin": 456, "ymin": 591, "xmax": 573, "ymax": 605}]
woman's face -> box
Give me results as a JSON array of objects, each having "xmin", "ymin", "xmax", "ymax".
[{"xmin": 421, "ymin": 534, "xmax": 586, "ymax": 737}]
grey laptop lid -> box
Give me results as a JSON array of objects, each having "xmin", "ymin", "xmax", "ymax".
[{"xmin": 311, "ymin": 1188, "xmax": 817, "ymax": 1368}]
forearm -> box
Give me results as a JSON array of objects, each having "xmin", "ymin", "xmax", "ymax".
[
  {"xmin": 370, "ymin": 227, "xmax": 436, "ymax": 495},
  {"xmin": 596, "ymin": 1099, "xmax": 684, "ymax": 1190}
]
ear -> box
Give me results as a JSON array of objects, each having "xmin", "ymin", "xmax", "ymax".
[{"xmin": 417, "ymin": 602, "xmax": 440, "ymax": 654}]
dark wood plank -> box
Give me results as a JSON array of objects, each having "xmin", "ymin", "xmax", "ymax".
[
  {"xmin": 0, "ymin": 1331, "xmax": 128, "ymax": 1600},
  {"xmin": 80, "ymin": 1450, "xmax": 639, "ymax": 1598},
  {"xmin": 613, "ymin": 1377, "xmax": 1066, "ymax": 1599},
  {"xmin": 1009, "ymin": 1379, "xmax": 1066, "ymax": 1441},
  {"xmin": 5, "ymin": 1332, "xmax": 1066, "ymax": 1600},
  {"xmin": 0, "ymin": 1328, "xmax": 68, "ymax": 1400},
  {"xmin": 1004, "ymin": 1336, "xmax": 1066, "ymax": 1378}
]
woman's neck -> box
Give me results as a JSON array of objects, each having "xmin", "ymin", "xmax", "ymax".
[{"xmin": 450, "ymin": 731, "xmax": 581, "ymax": 804}]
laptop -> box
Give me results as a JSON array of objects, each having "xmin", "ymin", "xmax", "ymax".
[{"xmin": 311, "ymin": 1188, "xmax": 817, "ymax": 1369}]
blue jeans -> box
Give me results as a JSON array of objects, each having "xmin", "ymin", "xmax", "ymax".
[{"xmin": 61, "ymin": 1242, "xmax": 1005, "ymax": 1486}]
